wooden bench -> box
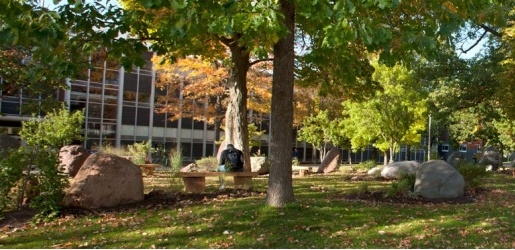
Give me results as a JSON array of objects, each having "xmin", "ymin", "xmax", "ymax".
[
  {"xmin": 178, "ymin": 172, "xmax": 259, "ymax": 192},
  {"xmin": 138, "ymin": 164, "xmax": 161, "ymax": 176},
  {"xmin": 292, "ymin": 165, "xmax": 316, "ymax": 177}
]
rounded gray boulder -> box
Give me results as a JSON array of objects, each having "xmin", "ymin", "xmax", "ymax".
[
  {"xmin": 414, "ymin": 160, "xmax": 465, "ymax": 199},
  {"xmin": 381, "ymin": 161, "xmax": 420, "ymax": 179}
]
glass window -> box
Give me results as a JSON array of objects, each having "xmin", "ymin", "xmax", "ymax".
[
  {"xmin": 441, "ymin": 144, "xmax": 450, "ymax": 152},
  {"xmin": 122, "ymin": 106, "xmax": 136, "ymax": 125},
  {"xmin": 136, "ymin": 108, "xmax": 150, "ymax": 126},
  {"xmin": 459, "ymin": 144, "xmax": 467, "ymax": 152},
  {"xmin": 1, "ymin": 101, "xmax": 20, "ymax": 115},
  {"xmin": 124, "ymin": 91, "xmax": 138, "ymax": 102}
]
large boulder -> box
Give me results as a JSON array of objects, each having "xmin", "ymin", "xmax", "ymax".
[
  {"xmin": 381, "ymin": 161, "xmax": 420, "ymax": 179},
  {"xmin": 446, "ymin": 151, "xmax": 467, "ymax": 168},
  {"xmin": 414, "ymin": 160, "xmax": 465, "ymax": 199},
  {"xmin": 318, "ymin": 147, "xmax": 340, "ymax": 173},
  {"xmin": 0, "ymin": 134, "xmax": 20, "ymax": 156},
  {"xmin": 63, "ymin": 153, "xmax": 144, "ymax": 209},
  {"xmin": 367, "ymin": 166, "xmax": 383, "ymax": 177},
  {"xmin": 479, "ymin": 146, "xmax": 501, "ymax": 171},
  {"xmin": 510, "ymin": 152, "xmax": 515, "ymax": 168},
  {"xmin": 250, "ymin": 156, "xmax": 270, "ymax": 175},
  {"xmin": 59, "ymin": 145, "xmax": 90, "ymax": 177}
]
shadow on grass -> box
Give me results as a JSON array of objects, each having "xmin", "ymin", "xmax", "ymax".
[{"xmin": 1, "ymin": 172, "xmax": 514, "ymax": 248}]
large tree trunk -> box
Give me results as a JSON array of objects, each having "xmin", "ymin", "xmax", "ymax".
[
  {"xmin": 224, "ymin": 43, "xmax": 251, "ymax": 171},
  {"xmin": 267, "ymin": 0, "xmax": 295, "ymax": 207},
  {"xmin": 213, "ymin": 119, "xmax": 221, "ymax": 156},
  {"xmin": 213, "ymin": 94, "xmax": 224, "ymax": 156}
]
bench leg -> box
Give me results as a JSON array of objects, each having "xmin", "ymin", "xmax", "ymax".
[
  {"xmin": 233, "ymin": 176, "xmax": 253, "ymax": 190},
  {"xmin": 299, "ymin": 169, "xmax": 309, "ymax": 177},
  {"xmin": 139, "ymin": 166, "xmax": 154, "ymax": 176},
  {"xmin": 182, "ymin": 177, "xmax": 206, "ymax": 192}
]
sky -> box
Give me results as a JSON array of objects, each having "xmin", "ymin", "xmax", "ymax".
[
  {"xmin": 40, "ymin": 0, "xmax": 120, "ymax": 9},
  {"xmin": 458, "ymin": 38, "xmax": 487, "ymax": 59}
]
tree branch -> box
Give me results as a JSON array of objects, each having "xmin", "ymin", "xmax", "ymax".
[
  {"xmin": 479, "ymin": 24, "xmax": 502, "ymax": 38},
  {"xmin": 249, "ymin": 58, "xmax": 274, "ymax": 66},
  {"xmin": 460, "ymin": 30, "xmax": 487, "ymax": 54}
]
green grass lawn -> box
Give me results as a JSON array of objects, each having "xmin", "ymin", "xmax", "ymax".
[{"xmin": 1, "ymin": 167, "xmax": 514, "ymax": 248}]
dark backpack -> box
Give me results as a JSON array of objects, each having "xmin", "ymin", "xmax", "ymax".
[{"xmin": 224, "ymin": 149, "xmax": 242, "ymax": 171}]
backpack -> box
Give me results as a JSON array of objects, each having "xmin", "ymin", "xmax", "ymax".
[{"xmin": 224, "ymin": 149, "xmax": 242, "ymax": 171}]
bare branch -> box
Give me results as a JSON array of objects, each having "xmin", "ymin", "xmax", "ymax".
[
  {"xmin": 460, "ymin": 30, "xmax": 487, "ymax": 54},
  {"xmin": 479, "ymin": 24, "xmax": 502, "ymax": 38},
  {"xmin": 249, "ymin": 58, "xmax": 274, "ymax": 67}
]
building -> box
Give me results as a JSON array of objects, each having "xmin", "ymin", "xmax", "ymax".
[
  {"xmin": 1, "ymin": 51, "xmax": 438, "ymax": 164},
  {"xmin": 1, "ymin": 52, "xmax": 277, "ymax": 162}
]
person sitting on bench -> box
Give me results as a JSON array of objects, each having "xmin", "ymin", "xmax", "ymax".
[{"xmin": 218, "ymin": 144, "xmax": 244, "ymax": 189}]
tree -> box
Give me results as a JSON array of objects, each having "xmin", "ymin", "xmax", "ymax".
[
  {"xmin": 152, "ymin": 55, "xmax": 273, "ymax": 155},
  {"xmin": 297, "ymin": 110, "xmax": 332, "ymax": 163},
  {"xmin": 342, "ymin": 62, "xmax": 427, "ymax": 164},
  {"xmin": 119, "ymin": 0, "xmax": 285, "ymax": 172},
  {"xmin": 267, "ymin": 0, "xmax": 296, "ymax": 207},
  {"xmin": 0, "ymin": 1, "xmax": 147, "ymax": 115},
  {"xmin": 5, "ymin": 0, "xmax": 512, "ymax": 207},
  {"xmin": 153, "ymin": 55, "xmax": 229, "ymax": 152},
  {"xmin": 268, "ymin": 0, "xmax": 512, "ymax": 206},
  {"xmin": 297, "ymin": 108, "xmax": 350, "ymax": 163}
]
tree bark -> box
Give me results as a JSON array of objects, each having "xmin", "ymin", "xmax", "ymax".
[{"xmin": 267, "ymin": 0, "xmax": 295, "ymax": 207}]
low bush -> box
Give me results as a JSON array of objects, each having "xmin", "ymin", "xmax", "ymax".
[
  {"xmin": 292, "ymin": 157, "xmax": 300, "ymax": 166},
  {"xmin": 196, "ymin": 157, "xmax": 218, "ymax": 172},
  {"xmin": 169, "ymin": 147, "xmax": 183, "ymax": 171},
  {"xmin": 387, "ymin": 173, "xmax": 416, "ymax": 197},
  {"xmin": 166, "ymin": 148, "xmax": 184, "ymax": 190},
  {"xmin": 98, "ymin": 144, "xmax": 129, "ymax": 157},
  {"xmin": 456, "ymin": 162, "xmax": 490, "ymax": 192},
  {"xmin": 356, "ymin": 182, "xmax": 370, "ymax": 194},
  {"xmin": 354, "ymin": 160, "xmax": 377, "ymax": 172},
  {"xmin": 1, "ymin": 107, "xmax": 83, "ymax": 220},
  {"xmin": 127, "ymin": 141, "xmax": 153, "ymax": 164}
]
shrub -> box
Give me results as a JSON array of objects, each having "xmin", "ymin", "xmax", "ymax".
[
  {"xmin": 167, "ymin": 147, "xmax": 184, "ymax": 190},
  {"xmin": 355, "ymin": 160, "xmax": 377, "ymax": 172},
  {"xmin": 292, "ymin": 157, "xmax": 300, "ymax": 166},
  {"xmin": 196, "ymin": 157, "xmax": 218, "ymax": 172},
  {"xmin": 456, "ymin": 162, "xmax": 490, "ymax": 191},
  {"xmin": 0, "ymin": 149, "xmax": 26, "ymax": 213},
  {"xmin": 356, "ymin": 182, "xmax": 370, "ymax": 194},
  {"xmin": 127, "ymin": 141, "xmax": 154, "ymax": 164},
  {"xmin": 169, "ymin": 147, "xmax": 183, "ymax": 171},
  {"xmin": 387, "ymin": 173, "xmax": 416, "ymax": 197},
  {"xmin": 98, "ymin": 144, "xmax": 129, "ymax": 157},
  {"xmin": 0, "ymin": 107, "xmax": 84, "ymax": 220},
  {"xmin": 152, "ymin": 147, "xmax": 170, "ymax": 167}
]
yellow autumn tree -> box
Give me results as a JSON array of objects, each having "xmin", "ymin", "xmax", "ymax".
[{"xmin": 153, "ymin": 56, "xmax": 228, "ymax": 126}]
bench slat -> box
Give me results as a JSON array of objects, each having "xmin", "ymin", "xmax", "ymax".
[
  {"xmin": 179, "ymin": 171, "xmax": 259, "ymax": 192},
  {"xmin": 179, "ymin": 172, "xmax": 259, "ymax": 177}
]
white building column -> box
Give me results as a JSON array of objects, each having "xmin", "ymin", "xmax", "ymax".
[
  {"xmin": 148, "ymin": 67, "xmax": 156, "ymax": 146},
  {"xmin": 202, "ymin": 98, "xmax": 208, "ymax": 157},
  {"xmin": 176, "ymin": 80, "xmax": 184, "ymax": 151},
  {"xmin": 64, "ymin": 78, "xmax": 71, "ymax": 108},
  {"xmin": 115, "ymin": 66, "xmax": 125, "ymax": 147}
]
